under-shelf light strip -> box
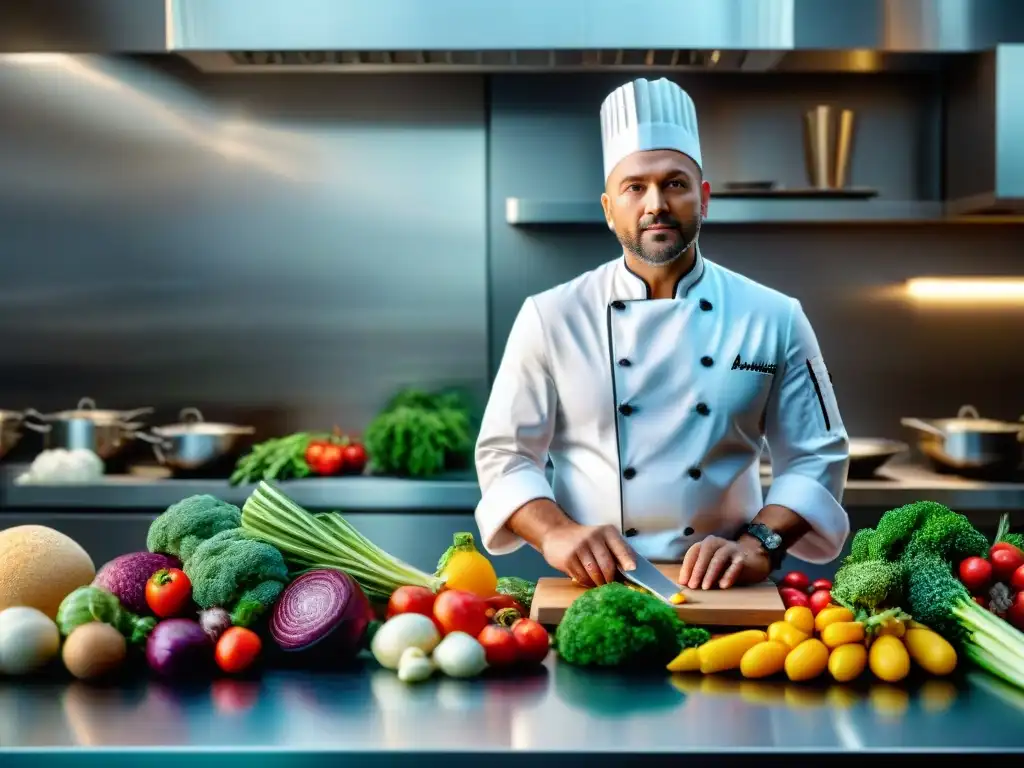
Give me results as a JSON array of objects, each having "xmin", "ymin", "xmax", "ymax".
[{"xmin": 904, "ymin": 277, "xmax": 1024, "ymax": 302}]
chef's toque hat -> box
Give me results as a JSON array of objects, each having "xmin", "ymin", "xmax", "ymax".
[{"xmin": 600, "ymin": 77, "xmax": 702, "ymax": 183}]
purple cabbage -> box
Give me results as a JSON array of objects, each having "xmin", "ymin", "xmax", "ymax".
[{"xmin": 93, "ymin": 551, "xmax": 182, "ymax": 615}]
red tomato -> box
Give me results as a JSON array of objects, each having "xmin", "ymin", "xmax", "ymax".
[
  {"xmin": 991, "ymin": 542, "xmax": 1021, "ymax": 556},
  {"xmin": 1011, "ymin": 565, "xmax": 1024, "ymax": 593},
  {"xmin": 811, "ymin": 578, "xmax": 833, "ymax": 593},
  {"xmin": 778, "ymin": 587, "xmax": 810, "ymax": 609},
  {"xmin": 511, "ymin": 619, "xmax": 550, "ymax": 665},
  {"xmin": 387, "ymin": 586, "xmax": 437, "ymax": 619},
  {"xmin": 145, "ymin": 568, "xmax": 192, "ymax": 618},
  {"xmin": 780, "ymin": 572, "xmax": 810, "ymax": 593},
  {"xmin": 477, "ymin": 625, "xmax": 519, "ymax": 667},
  {"xmin": 990, "ymin": 547, "xmax": 1024, "ymax": 583},
  {"xmin": 341, "ymin": 443, "xmax": 368, "ymax": 474},
  {"xmin": 808, "ymin": 589, "xmax": 833, "ymax": 616},
  {"xmin": 1006, "ymin": 592, "xmax": 1024, "ymax": 632},
  {"xmin": 433, "ymin": 589, "xmax": 490, "ymax": 637},
  {"xmin": 973, "ymin": 595, "xmax": 989, "ymax": 607},
  {"xmin": 958, "ymin": 556, "xmax": 993, "ymax": 593},
  {"xmin": 215, "ymin": 627, "xmax": 262, "ymax": 675},
  {"xmin": 306, "ymin": 441, "xmax": 345, "ymax": 475}
]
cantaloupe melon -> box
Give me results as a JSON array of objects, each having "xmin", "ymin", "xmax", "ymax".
[{"xmin": 0, "ymin": 525, "xmax": 96, "ymax": 620}]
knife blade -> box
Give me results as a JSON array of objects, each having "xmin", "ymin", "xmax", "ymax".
[{"xmin": 619, "ymin": 553, "xmax": 684, "ymax": 604}]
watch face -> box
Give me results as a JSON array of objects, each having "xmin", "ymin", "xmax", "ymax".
[{"xmin": 765, "ymin": 532, "xmax": 783, "ymax": 550}]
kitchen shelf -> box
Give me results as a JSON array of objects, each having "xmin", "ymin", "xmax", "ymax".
[
  {"xmin": 505, "ymin": 198, "xmax": 1024, "ymax": 226},
  {"xmin": 2, "ymin": 464, "xmax": 1022, "ymax": 513}
]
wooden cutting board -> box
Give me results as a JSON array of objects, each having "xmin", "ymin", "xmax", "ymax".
[{"xmin": 530, "ymin": 564, "xmax": 786, "ymax": 628}]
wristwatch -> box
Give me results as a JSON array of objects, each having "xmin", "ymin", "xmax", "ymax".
[{"xmin": 741, "ymin": 522, "xmax": 786, "ymax": 571}]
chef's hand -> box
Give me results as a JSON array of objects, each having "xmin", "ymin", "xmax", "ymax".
[
  {"xmin": 678, "ymin": 536, "xmax": 772, "ymax": 590},
  {"xmin": 541, "ymin": 523, "xmax": 637, "ymax": 587}
]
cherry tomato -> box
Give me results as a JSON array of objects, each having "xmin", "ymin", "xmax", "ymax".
[
  {"xmin": 433, "ymin": 589, "xmax": 491, "ymax": 637},
  {"xmin": 510, "ymin": 618, "xmax": 550, "ymax": 665},
  {"xmin": 1011, "ymin": 565, "xmax": 1024, "ymax": 593},
  {"xmin": 306, "ymin": 441, "xmax": 345, "ymax": 475},
  {"xmin": 990, "ymin": 547, "xmax": 1024, "ymax": 583},
  {"xmin": 1007, "ymin": 592, "xmax": 1024, "ymax": 632},
  {"xmin": 145, "ymin": 568, "xmax": 193, "ymax": 618},
  {"xmin": 341, "ymin": 443, "xmax": 368, "ymax": 474},
  {"xmin": 811, "ymin": 578, "xmax": 833, "ymax": 593},
  {"xmin": 778, "ymin": 586, "xmax": 810, "ymax": 609},
  {"xmin": 780, "ymin": 571, "xmax": 810, "ymax": 593},
  {"xmin": 958, "ymin": 556, "xmax": 994, "ymax": 593},
  {"xmin": 477, "ymin": 625, "xmax": 519, "ymax": 667},
  {"xmin": 991, "ymin": 542, "xmax": 1021, "ymax": 556},
  {"xmin": 215, "ymin": 627, "xmax": 263, "ymax": 675},
  {"xmin": 387, "ymin": 586, "xmax": 437, "ymax": 619},
  {"xmin": 808, "ymin": 589, "xmax": 833, "ymax": 616}
]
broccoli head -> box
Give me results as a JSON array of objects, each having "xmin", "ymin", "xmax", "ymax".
[
  {"xmin": 555, "ymin": 583, "xmax": 691, "ymax": 669},
  {"xmin": 868, "ymin": 503, "xmax": 927, "ymax": 560},
  {"xmin": 184, "ymin": 528, "xmax": 289, "ymax": 627},
  {"xmin": 904, "ymin": 508, "xmax": 988, "ymax": 563},
  {"xmin": 147, "ymin": 494, "xmax": 242, "ymax": 562},
  {"xmin": 830, "ymin": 559, "xmax": 906, "ymax": 614},
  {"xmin": 679, "ymin": 626, "xmax": 711, "ymax": 649},
  {"xmin": 845, "ymin": 528, "xmax": 875, "ymax": 564},
  {"xmin": 905, "ymin": 553, "xmax": 972, "ymax": 643}
]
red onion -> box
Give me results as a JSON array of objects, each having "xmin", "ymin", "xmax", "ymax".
[
  {"xmin": 94, "ymin": 552, "xmax": 182, "ymax": 615},
  {"xmin": 146, "ymin": 618, "xmax": 214, "ymax": 679},
  {"xmin": 270, "ymin": 569, "xmax": 372, "ymax": 661}
]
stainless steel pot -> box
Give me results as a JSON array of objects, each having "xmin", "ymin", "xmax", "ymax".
[
  {"xmin": 147, "ymin": 407, "xmax": 256, "ymax": 473},
  {"xmin": 21, "ymin": 397, "xmax": 158, "ymax": 461},
  {"xmin": 901, "ymin": 404, "xmax": 1024, "ymax": 477}
]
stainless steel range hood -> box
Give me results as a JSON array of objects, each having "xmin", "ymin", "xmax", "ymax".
[
  {"xmin": 944, "ymin": 45, "xmax": 1024, "ymax": 215},
  {"xmin": 5, "ymin": 0, "xmax": 1024, "ymax": 70}
]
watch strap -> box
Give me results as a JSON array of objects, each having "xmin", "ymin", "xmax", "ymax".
[{"xmin": 742, "ymin": 523, "xmax": 786, "ymax": 571}]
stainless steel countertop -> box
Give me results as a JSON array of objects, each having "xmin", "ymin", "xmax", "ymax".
[
  {"xmin": 3, "ymin": 657, "xmax": 1024, "ymax": 755},
  {"xmin": 2, "ymin": 463, "xmax": 1023, "ymax": 512}
]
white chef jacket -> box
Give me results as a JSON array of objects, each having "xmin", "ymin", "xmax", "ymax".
[{"xmin": 474, "ymin": 247, "xmax": 850, "ymax": 565}]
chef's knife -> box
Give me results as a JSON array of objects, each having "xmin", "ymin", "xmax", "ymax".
[{"xmin": 618, "ymin": 553, "xmax": 684, "ymax": 604}]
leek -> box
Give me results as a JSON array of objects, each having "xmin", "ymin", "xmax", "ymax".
[{"xmin": 240, "ymin": 481, "xmax": 444, "ymax": 603}]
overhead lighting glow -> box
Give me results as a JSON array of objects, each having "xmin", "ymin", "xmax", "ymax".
[{"xmin": 904, "ymin": 277, "xmax": 1024, "ymax": 303}]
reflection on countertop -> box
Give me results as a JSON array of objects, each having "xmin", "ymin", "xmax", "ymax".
[
  {"xmin": 1, "ymin": 462, "xmax": 1023, "ymax": 513},
  {"xmin": 3, "ymin": 658, "xmax": 1024, "ymax": 753}
]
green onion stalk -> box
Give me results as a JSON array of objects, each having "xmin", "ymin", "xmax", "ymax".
[{"xmin": 240, "ymin": 481, "xmax": 444, "ymax": 603}]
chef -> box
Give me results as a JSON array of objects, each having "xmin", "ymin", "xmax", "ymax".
[{"xmin": 474, "ymin": 77, "xmax": 850, "ymax": 591}]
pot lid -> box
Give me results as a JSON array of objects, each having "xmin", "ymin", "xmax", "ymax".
[{"xmin": 152, "ymin": 407, "xmax": 255, "ymax": 437}]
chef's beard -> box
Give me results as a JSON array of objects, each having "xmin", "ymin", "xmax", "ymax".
[{"xmin": 620, "ymin": 214, "xmax": 702, "ymax": 267}]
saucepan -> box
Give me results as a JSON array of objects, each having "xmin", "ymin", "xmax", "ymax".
[
  {"xmin": 146, "ymin": 407, "xmax": 256, "ymax": 474},
  {"xmin": 901, "ymin": 404, "xmax": 1024, "ymax": 478},
  {"xmin": 846, "ymin": 438, "xmax": 909, "ymax": 479},
  {"xmin": 20, "ymin": 397, "xmax": 159, "ymax": 461},
  {"xmin": 760, "ymin": 437, "xmax": 909, "ymax": 480}
]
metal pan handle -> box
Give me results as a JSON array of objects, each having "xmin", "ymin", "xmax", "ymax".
[
  {"xmin": 125, "ymin": 428, "xmax": 172, "ymax": 465},
  {"xmin": 900, "ymin": 417, "xmax": 945, "ymax": 438},
  {"xmin": 958, "ymin": 404, "xmax": 980, "ymax": 419},
  {"xmin": 20, "ymin": 408, "xmax": 52, "ymax": 434}
]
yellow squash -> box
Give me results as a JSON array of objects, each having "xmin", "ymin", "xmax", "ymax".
[
  {"xmin": 828, "ymin": 643, "xmax": 867, "ymax": 683},
  {"xmin": 697, "ymin": 630, "xmax": 767, "ymax": 674},
  {"xmin": 767, "ymin": 621, "xmax": 809, "ymax": 649},
  {"xmin": 868, "ymin": 635, "xmax": 911, "ymax": 683},
  {"xmin": 814, "ymin": 606, "xmax": 854, "ymax": 634},
  {"xmin": 740, "ymin": 641, "xmax": 789, "ymax": 679},
  {"xmin": 666, "ymin": 647, "xmax": 701, "ymax": 673},
  {"xmin": 785, "ymin": 638, "xmax": 830, "ymax": 682},
  {"xmin": 903, "ymin": 628, "xmax": 958, "ymax": 676},
  {"xmin": 435, "ymin": 532, "xmax": 498, "ymax": 597},
  {"xmin": 821, "ymin": 621, "xmax": 865, "ymax": 649},
  {"xmin": 783, "ymin": 606, "xmax": 815, "ymax": 636}
]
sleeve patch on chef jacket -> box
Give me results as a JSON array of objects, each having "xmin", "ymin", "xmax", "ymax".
[{"xmin": 805, "ymin": 356, "xmax": 838, "ymax": 432}]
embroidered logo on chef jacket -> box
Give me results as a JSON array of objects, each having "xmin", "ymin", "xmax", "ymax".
[
  {"xmin": 806, "ymin": 355, "xmax": 840, "ymax": 432},
  {"xmin": 731, "ymin": 355, "xmax": 777, "ymax": 376}
]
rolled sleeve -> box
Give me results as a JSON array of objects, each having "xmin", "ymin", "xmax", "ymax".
[
  {"xmin": 764, "ymin": 299, "xmax": 851, "ymax": 564},
  {"xmin": 474, "ymin": 298, "xmax": 558, "ymax": 555}
]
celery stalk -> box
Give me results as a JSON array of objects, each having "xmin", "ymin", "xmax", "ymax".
[{"xmin": 241, "ymin": 481, "xmax": 444, "ymax": 602}]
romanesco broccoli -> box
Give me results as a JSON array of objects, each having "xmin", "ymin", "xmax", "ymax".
[
  {"xmin": 830, "ymin": 559, "xmax": 906, "ymax": 615},
  {"xmin": 184, "ymin": 528, "xmax": 289, "ymax": 627},
  {"xmin": 147, "ymin": 494, "xmax": 242, "ymax": 562},
  {"xmin": 556, "ymin": 583, "xmax": 702, "ymax": 669}
]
